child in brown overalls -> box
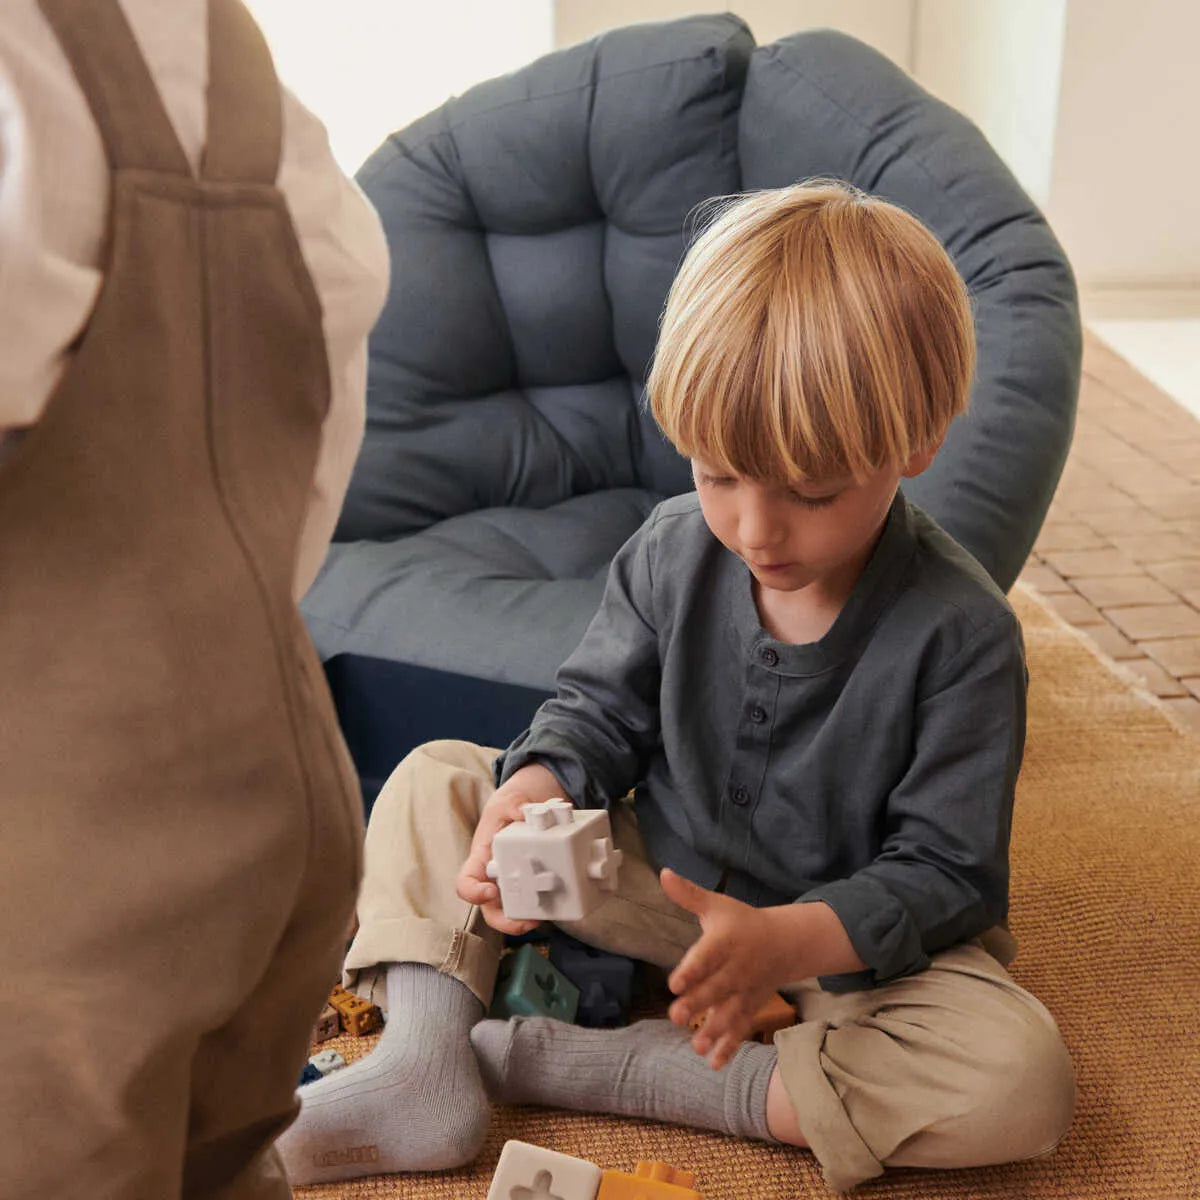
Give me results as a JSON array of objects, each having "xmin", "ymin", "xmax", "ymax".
[{"xmin": 0, "ymin": 2, "xmax": 387, "ymax": 1196}]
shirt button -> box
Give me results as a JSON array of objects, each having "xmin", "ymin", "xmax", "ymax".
[
  {"xmin": 749, "ymin": 706, "xmax": 767, "ymax": 724},
  {"xmin": 731, "ymin": 784, "xmax": 750, "ymax": 806},
  {"xmin": 760, "ymin": 647, "xmax": 779, "ymax": 667}
]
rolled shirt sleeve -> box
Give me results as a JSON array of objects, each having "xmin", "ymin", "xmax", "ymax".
[
  {"xmin": 495, "ymin": 509, "xmax": 664, "ymax": 809},
  {"xmin": 800, "ymin": 611, "xmax": 1028, "ymax": 987}
]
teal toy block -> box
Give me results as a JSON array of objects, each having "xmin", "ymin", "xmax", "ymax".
[{"xmin": 490, "ymin": 943, "xmax": 580, "ymax": 1022}]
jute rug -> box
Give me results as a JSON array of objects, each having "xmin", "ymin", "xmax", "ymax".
[{"xmin": 295, "ymin": 585, "xmax": 1200, "ymax": 1199}]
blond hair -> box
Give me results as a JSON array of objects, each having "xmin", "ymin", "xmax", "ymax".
[{"xmin": 647, "ymin": 180, "xmax": 975, "ymax": 483}]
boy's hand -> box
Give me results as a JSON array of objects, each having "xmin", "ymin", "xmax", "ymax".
[
  {"xmin": 455, "ymin": 763, "xmax": 565, "ymax": 936},
  {"xmin": 661, "ymin": 868, "xmax": 790, "ymax": 1070}
]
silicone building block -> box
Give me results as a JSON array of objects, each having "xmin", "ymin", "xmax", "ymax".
[
  {"xmin": 486, "ymin": 799, "xmax": 623, "ymax": 922},
  {"xmin": 313, "ymin": 1002, "xmax": 340, "ymax": 1044},
  {"xmin": 298, "ymin": 1062, "xmax": 323, "ymax": 1086},
  {"xmin": 596, "ymin": 1161, "xmax": 704, "ymax": 1199},
  {"xmin": 308, "ymin": 1049, "xmax": 347, "ymax": 1074},
  {"xmin": 329, "ymin": 983, "xmax": 384, "ymax": 1036},
  {"xmin": 690, "ymin": 992, "xmax": 797, "ymax": 1043},
  {"xmin": 485, "ymin": 1139, "xmax": 603, "ymax": 1200},
  {"xmin": 490, "ymin": 943, "xmax": 580, "ymax": 1023},
  {"xmin": 549, "ymin": 930, "xmax": 636, "ymax": 1027}
]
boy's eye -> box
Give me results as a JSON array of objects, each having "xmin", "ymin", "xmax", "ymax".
[
  {"xmin": 700, "ymin": 474, "xmax": 735, "ymax": 487},
  {"xmin": 788, "ymin": 491, "xmax": 839, "ymax": 509}
]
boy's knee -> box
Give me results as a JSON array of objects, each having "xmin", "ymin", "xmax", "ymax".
[
  {"xmin": 935, "ymin": 1012, "xmax": 1075, "ymax": 1168},
  {"xmin": 990, "ymin": 1017, "xmax": 1076, "ymax": 1160}
]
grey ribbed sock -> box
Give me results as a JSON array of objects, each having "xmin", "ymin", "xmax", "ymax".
[
  {"xmin": 470, "ymin": 1016, "xmax": 777, "ymax": 1141},
  {"xmin": 276, "ymin": 964, "xmax": 490, "ymax": 1184}
]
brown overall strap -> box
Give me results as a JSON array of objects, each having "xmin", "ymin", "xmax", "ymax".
[
  {"xmin": 203, "ymin": 0, "xmax": 282, "ymax": 184},
  {"xmin": 36, "ymin": 0, "xmax": 192, "ymax": 176}
]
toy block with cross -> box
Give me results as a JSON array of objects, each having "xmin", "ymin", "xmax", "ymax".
[
  {"xmin": 486, "ymin": 799, "xmax": 623, "ymax": 922},
  {"xmin": 548, "ymin": 929, "xmax": 637, "ymax": 1027},
  {"xmin": 485, "ymin": 1140, "xmax": 603, "ymax": 1200},
  {"xmin": 596, "ymin": 1161, "xmax": 705, "ymax": 1199},
  {"xmin": 328, "ymin": 983, "xmax": 383, "ymax": 1037},
  {"xmin": 490, "ymin": 943, "xmax": 580, "ymax": 1022}
]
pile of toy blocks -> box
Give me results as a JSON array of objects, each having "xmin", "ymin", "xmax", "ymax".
[
  {"xmin": 487, "ymin": 1140, "xmax": 707, "ymax": 1200},
  {"xmin": 301, "ymin": 982, "xmax": 385, "ymax": 1085}
]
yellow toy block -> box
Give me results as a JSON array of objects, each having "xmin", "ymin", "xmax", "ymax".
[
  {"xmin": 596, "ymin": 1161, "xmax": 704, "ymax": 1199},
  {"xmin": 689, "ymin": 992, "xmax": 796, "ymax": 1043},
  {"xmin": 328, "ymin": 983, "xmax": 383, "ymax": 1036}
]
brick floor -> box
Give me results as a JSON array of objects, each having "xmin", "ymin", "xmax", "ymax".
[{"xmin": 1018, "ymin": 329, "xmax": 1200, "ymax": 737}]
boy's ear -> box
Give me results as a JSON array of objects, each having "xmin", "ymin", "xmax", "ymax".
[{"xmin": 901, "ymin": 435, "xmax": 945, "ymax": 479}]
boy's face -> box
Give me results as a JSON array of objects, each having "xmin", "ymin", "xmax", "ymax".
[{"xmin": 691, "ymin": 448, "xmax": 934, "ymax": 597}]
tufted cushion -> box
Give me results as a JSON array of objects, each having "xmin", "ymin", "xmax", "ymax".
[{"xmin": 302, "ymin": 15, "xmax": 1080, "ymax": 703}]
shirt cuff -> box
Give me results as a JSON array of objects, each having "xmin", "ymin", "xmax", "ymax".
[{"xmin": 798, "ymin": 876, "xmax": 930, "ymax": 989}]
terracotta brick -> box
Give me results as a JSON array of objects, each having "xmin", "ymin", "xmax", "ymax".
[
  {"xmin": 1049, "ymin": 484, "xmax": 1138, "ymax": 515},
  {"xmin": 1160, "ymin": 697, "xmax": 1200, "ymax": 737},
  {"xmin": 1016, "ymin": 562, "xmax": 1073, "ymax": 594},
  {"xmin": 1084, "ymin": 621, "xmax": 1144, "ymax": 661},
  {"xmin": 1078, "ymin": 507, "xmax": 1171, "ymax": 537},
  {"xmin": 1139, "ymin": 489, "xmax": 1200, "ymax": 522},
  {"xmin": 1071, "ymin": 574, "xmax": 1177, "ymax": 608},
  {"xmin": 1145, "ymin": 561, "xmax": 1200, "ymax": 593},
  {"xmin": 1033, "ymin": 521, "xmax": 1108, "ymax": 553},
  {"xmin": 1141, "ymin": 637, "xmax": 1200, "ymax": 677},
  {"xmin": 1119, "ymin": 658, "xmax": 1188, "ymax": 698},
  {"xmin": 1044, "ymin": 590, "xmax": 1106, "ymax": 627},
  {"xmin": 1107, "ymin": 532, "xmax": 1200, "ymax": 565},
  {"xmin": 1106, "ymin": 604, "xmax": 1200, "ymax": 641},
  {"xmin": 1039, "ymin": 547, "xmax": 1142, "ymax": 578}
]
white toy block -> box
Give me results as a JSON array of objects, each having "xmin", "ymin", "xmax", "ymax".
[
  {"xmin": 485, "ymin": 1139, "xmax": 603, "ymax": 1200},
  {"xmin": 486, "ymin": 800, "xmax": 623, "ymax": 922},
  {"xmin": 308, "ymin": 1049, "xmax": 346, "ymax": 1074}
]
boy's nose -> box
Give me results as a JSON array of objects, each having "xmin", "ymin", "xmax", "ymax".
[{"xmin": 738, "ymin": 497, "xmax": 786, "ymax": 550}]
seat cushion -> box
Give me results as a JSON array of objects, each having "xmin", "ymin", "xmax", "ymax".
[{"xmin": 305, "ymin": 488, "xmax": 661, "ymax": 689}]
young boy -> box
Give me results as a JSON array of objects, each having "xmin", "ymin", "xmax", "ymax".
[{"xmin": 277, "ymin": 181, "xmax": 1075, "ymax": 1193}]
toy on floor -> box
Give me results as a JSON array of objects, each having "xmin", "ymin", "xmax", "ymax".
[
  {"xmin": 689, "ymin": 992, "xmax": 796, "ymax": 1043},
  {"xmin": 486, "ymin": 1141, "xmax": 705, "ymax": 1200},
  {"xmin": 328, "ymin": 982, "xmax": 383, "ymax": 1036},
  {"xmin": 312, "ymin": 1002, "xmax": 340, "ymax": 1044},
  {"xmin": 486, "ymin": 799, "xmax": 623, "ymax": 922},
  {"xmin": 597, "ymin": 1160, "xmax": 704, "ymax": 1199},
  {"xmin": 490, "ymin": 942, "xmax": 580, "ymax": 1022},
  {"xmin": 308, "ymin": 1049, "xmax": 347, "ymax": 1074},
  {"xmin": 297, "ymin": 1062, "xmax": 322, "ymax": 1087},
  {"xmin": 548, "ymin": 929, "xmax": 637, "ymax": 1027}
]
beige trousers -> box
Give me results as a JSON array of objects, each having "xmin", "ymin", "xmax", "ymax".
[{"xmin": 345, "ymin": 740, "xmax": 1075, "ymax": 1192}]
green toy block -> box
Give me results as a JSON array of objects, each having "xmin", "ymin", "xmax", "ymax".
[{"xmin": 490, "ymin": 943, "xmax": 580, "ymax": 1022}]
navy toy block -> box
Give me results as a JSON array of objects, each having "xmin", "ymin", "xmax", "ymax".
[
  {"xmin": 490, "ymin": 943, "xmax": 580, "ymax": 1023},
  {"xmin": 298, "ymin": 1062, "xmax": 323, "ymax": 1086},
  {"xmin": 549, "ymin": 930, "xmax": 636, "ymax": 1027}
]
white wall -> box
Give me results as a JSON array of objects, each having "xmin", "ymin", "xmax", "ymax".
[
  {"xmin": 244, "ymin": 0, "xmax": 553, "ymax": 173},
  {"xmin": 913, "ymin": 0, "xmax": 1066, "ymax": 208},
  {"xmin": 1045, "ymin": 0, "xmax": 1200, "ymax": 294},
  {"xmin": 554, "ymin": 1, "xmax": 915, "ymax": 68}
]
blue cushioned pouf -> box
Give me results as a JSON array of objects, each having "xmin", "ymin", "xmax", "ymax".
[{"xmin": 302, "ymin": 16, "xmax": 1080, "ymax": 780}]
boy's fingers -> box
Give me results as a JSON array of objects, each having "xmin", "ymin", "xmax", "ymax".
[{"xmin": 659, "ymin": 867, "xmax": 712, "ymax": 917}]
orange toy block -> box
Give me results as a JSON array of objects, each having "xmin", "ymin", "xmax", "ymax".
[
  {"xmin": 688, "ymin": 992, "xmax": 797, "ymax": 1043},
  {"xmin": 597, "ymin": 1161, "xmax": 703, "ymax": 1199},
  {"xmin": 328, "ymin": 984, "xmax": 383, "ymax": 1036}
]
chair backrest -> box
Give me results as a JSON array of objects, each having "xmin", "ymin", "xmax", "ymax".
[{"xmin": 340, "ymin": 14, "xmax": 1080, "ymax": 591}]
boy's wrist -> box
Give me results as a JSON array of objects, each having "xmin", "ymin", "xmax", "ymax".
[{"xmin": 766, "ymin": 900, "xmax": 868, "ymax": 982}]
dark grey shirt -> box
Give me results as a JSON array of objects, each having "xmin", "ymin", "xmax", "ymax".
[{"xmin": 496, "ymin": 490, "xmax": 1028, "ymax": 988}]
